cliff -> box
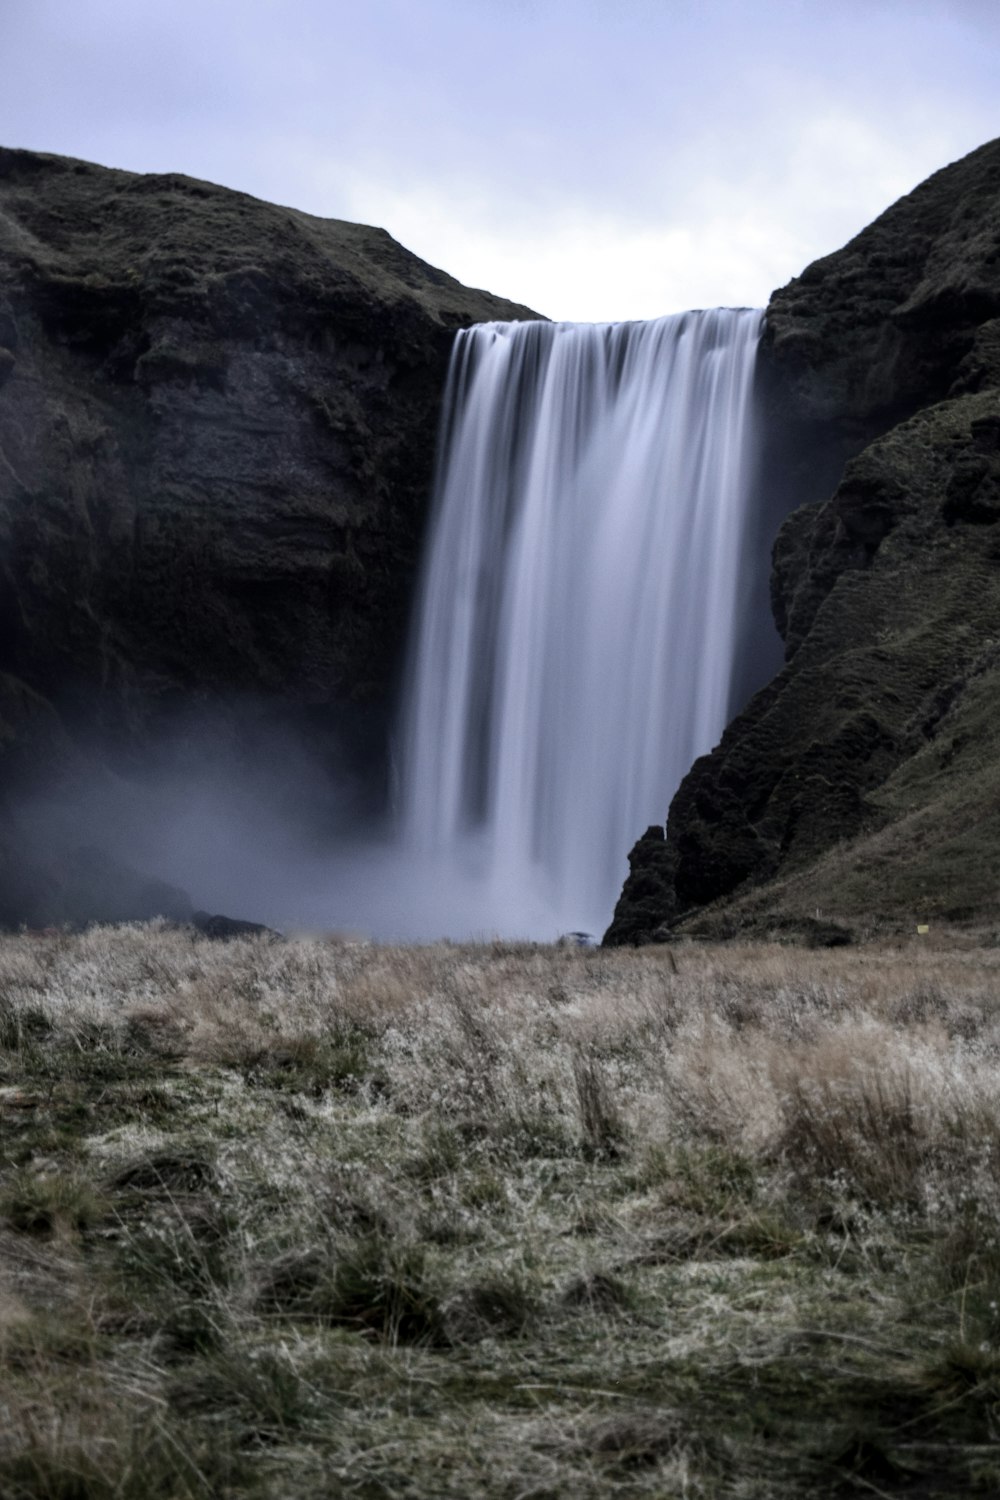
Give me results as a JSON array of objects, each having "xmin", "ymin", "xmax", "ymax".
[
  {"xmin": 607, "ymin": 136, "xmax": 1000, "ymax": 943},
  {"xmin": 0, "ymin": 147, "xmax": 536, "ymax": 924}
]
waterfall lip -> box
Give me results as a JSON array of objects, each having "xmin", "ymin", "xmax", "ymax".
[
  {"xmin": 477, "ymin": 307, "xmax": 764, "ymax": 321},
  {"xmin": 398, "ymin": 307, "xmax": 764, "ymax": 940},
  {"xmin": 463, "ymin": 305, "xmax": 763, "ymax": 334}
]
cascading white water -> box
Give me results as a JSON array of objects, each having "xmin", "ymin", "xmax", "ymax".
[{"xmin": 399, "ymin": 309, "xmax": 762, "ymax": 938}]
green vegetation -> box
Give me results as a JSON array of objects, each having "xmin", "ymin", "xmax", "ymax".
[{"xmin": 2, "ymin": 923, "xmax": 1000, "ymax": 1496}]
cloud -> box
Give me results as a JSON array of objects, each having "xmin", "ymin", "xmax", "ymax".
[
  {"xmin": 288, "ymin": 106, "xmax": 981, "ymax": 320},
  {"xmin": 2, "ymin": 0, "xmax": 998, "ymax": 318}
]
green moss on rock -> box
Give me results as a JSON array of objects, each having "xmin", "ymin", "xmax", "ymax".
[
  {"xmin": 0, "ymin": 145, "xmax": 537, "ymax": 773},
  {"xmin": 609, "ymin": 137, "xmax": 1000, "ymax": 943}
]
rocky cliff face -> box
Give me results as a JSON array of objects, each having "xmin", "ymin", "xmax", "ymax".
[
  {"xmin": 607, "ymin": 136, "xmax": 1000, "ymax": 943},
  {"xmin": 0, "ymin": 147, "xmax": 535, "ymax": 924}
]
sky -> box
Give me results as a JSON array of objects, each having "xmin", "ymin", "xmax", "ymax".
[{"xmin": 2, "ymin": 0, "xmax": 998, "ymax": 323}]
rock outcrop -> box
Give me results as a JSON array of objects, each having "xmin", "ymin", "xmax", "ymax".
[
  {"xmin": 607, "ymin": 136, "xmax": 1000, "ymax": 943},
  {"xmin": 0, "ymin": 147, "xmax": 534, "ymax": 762},
  {"xmin": 0, "ymin": 147, "xmax": 535, "ymax": 924}
]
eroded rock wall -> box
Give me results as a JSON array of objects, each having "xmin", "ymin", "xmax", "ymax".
[
  {"xmin": 0, "ymin": 147, "xmax": 536, "ymax": 924},
  {"xmin": 0, "ymin": 148, "xmax": 535, "ymax": 766},
  {"xmin": 607, "ymin": 136, "xmax": 1000, "ymax": 942}
]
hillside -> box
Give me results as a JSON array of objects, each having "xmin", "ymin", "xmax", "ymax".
[
  {"xmin": 607, "ymin": 136, "xmax": 1000, "ymax": 944},
  {"xmin": 0, "ymin": 147, "xmax": 536, "ymax": 925}
]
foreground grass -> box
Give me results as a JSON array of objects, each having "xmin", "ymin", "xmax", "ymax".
[{"xmin": 1, "ymin": 926, "xmax": 1000, "ymax": 1497}]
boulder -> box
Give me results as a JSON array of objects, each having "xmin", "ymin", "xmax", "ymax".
[{"xmin": 191, "ymin": 910, "xmax": 280, "ymax": 941}]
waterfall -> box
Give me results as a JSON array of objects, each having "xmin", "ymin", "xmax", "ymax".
[{"xmin": 398, "ymin": 309, "xmax": 762, "ymax": 938}]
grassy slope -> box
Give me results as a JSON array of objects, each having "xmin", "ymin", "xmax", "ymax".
[
  {"xmin": 0, "ymin": 145, "xmax": 539, "ymax": 328},
  {"xmin": 606, "ymin": 140, "xmax": 1000, "ymax": 947},
  {"xmin": 685, "ymin": 653, "xmax": 1000, "ymax": 937},
  {"xmin": 645, "ymin": 390, "xmax": 1000, "ymax": 945},
  {"xmin": 2, "ymin": 926, "xmax": 1000, "ymax": 1498}
]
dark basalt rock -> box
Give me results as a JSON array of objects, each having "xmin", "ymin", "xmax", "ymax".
[
  {"xmin": 192, "ymin": 910, "xmax": 281, "ymax": 941},
  {"xmin": 608, "ymin": 137, "xmax": 1000, "ymax": 943},
  {"xmin": 4, "ymin": 843, "xmax": 195, "ymax": 930},
  {"xmin": 604, "ymin": 825, "xmax": 676, "ymax": 946},
  {"xmin": 764, "ymin": 137, "xmax": 1000, "ymax": 439},
  {"xmin": 57, "ymin": 845, "xmax": 194, "ymax": 927},
  {"xmin": 0, "ymin": 146, "xmax": 537, "ymax": 927},
  {"xmin": 0, "ymin": 146, "xmax": 535, "ymax": 772}
]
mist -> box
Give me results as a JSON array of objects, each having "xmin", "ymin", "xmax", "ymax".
[
  {"xmin": 12, "ymin": 710, "xmax": 589, "ymax": 943},
  {"xmin": 9, "ymin": 307, "xmax": 782, "ymax": 947}
]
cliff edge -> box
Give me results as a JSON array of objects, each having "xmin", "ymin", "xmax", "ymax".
[
  {"xmin": 607, "ymin": 136, "xmax": 1000, "ymax": 942},
  {"xmin": 0, "ymin": 147, "xmax": 536, "ymax": 924}
]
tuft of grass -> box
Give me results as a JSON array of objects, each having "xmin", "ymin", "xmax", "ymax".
[
  {"xmin": 459, "ymin": 1168, "xmax": 508, "ymax": 1213},
  {"xmin": 324, "ymin": 1232, "xmax": 446, "ymax": 1345},
  {"xmin": 0, "ymin": 1308, "xmax": 101, "ymax": 1371},
  {"xmin": 445, "ymin": 1269, "xmax": 542, "ymax": 1340},
  {"xmin": 0, "ymin": 1000, "xmax": 52, "ymax": 1051},
  {"xmin": 581, "ymin": 1409, "xmax": 689, "ymax": 1470},
  {"xmin": 259, "ymin": 1232, "xmax": 446, "ymax": 1345},
  {"xmin": 0, "ymin": 1411, "xmax": 245, "ymax": 1500},
  {"xmin": 168, "ymin": 1340, "xmax": 328, "ymax": 1445},
  {"xmin": 776, "ymin": 1062, "xmax": 926, "ymax": 1205},
  {"xmin": 243, "ymin": 1026, "xmax": 387, "ymax": 1097},
  {"xmin": 115, "ymin": 1196, "xmax": 234, "ymax": 1298},
  {"xmin": 1, "ymin": 1169, "xmax": 108, "ymax": 1238},
  {"xmin": 572, "ymin": 1047, "xmax": 629, "ymax": 1160},
  {"xmin": 492, "ymin": 1103, "xmax": 575, "ymax": 1160},
  {"xmin": 654, "ymin": 1143, "xmax": 761, "ymax": 1213},
  {"xmin": 405, "ymin": 1120, "xmax": 467, "ymax": 1184}
]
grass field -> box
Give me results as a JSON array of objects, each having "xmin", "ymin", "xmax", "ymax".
[{"xmin": 1, "ymin": 924, "xmax": 999, "ymax": 1497}]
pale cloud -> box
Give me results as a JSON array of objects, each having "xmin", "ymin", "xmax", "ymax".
[
  {"xmin": 2, "ymin": 0, "xmax": 998, "ymax": 321},
  {"xmin": 326, "ymin": 179, "xmax": 775, "ymax": 321},
  {"xmin": 300, "ymin": 106, "xmax": 983, "ymax": 321}
]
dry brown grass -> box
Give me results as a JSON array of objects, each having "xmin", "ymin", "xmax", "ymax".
[{"xmin": 2, "ymin": 924, "xmax": 1000, "ymax": 1496}]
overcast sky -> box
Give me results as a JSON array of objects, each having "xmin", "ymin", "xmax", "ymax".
[{"xmin": 3, "ymin": 0, "xmax": 998, "ymax": 322}]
